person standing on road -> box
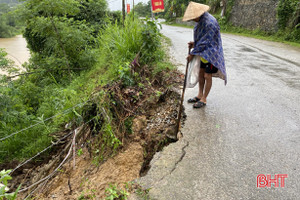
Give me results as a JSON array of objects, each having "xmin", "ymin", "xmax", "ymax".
[{"xmin": 183, "ymin": 2, "xmax": 227, "ymax": 108}]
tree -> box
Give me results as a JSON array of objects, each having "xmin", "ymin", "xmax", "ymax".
[
  {"xmin": 72, "ymin": 0, "xmax": 108, "ymax": 34},
  {"xmin": 22, "ymin": 0, "xmax": 107, "ymax": 84},
  {"xmin": 164, "ymin": 0, "xmax": 188, "ymax": 21},
  {"xmin": 220, "ymin": 0, "xmax": 227, "ymax": 17},
  {"xmin": 0, "ymin": 0, "xmax": 19, "ymax": 3},
  {"xmin": 134, "ymin": 2, "xmax": 151, "ymax": 17},
  {"xmin": 0, "ymin": 48, "xmax": 10, "ymax": 69},
  {"xmin": 0, "ymin": 48, "xmax": 18, "ymax": 74},
  {"xmin": 0, "ymin": 3, "xmax": 19, "ymax": 38},
  {"xmin": 277, "ymin": 0, "xmax": 299, "ymax": 29}
]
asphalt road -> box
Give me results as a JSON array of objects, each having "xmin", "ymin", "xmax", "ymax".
[{"xmin": 138, "ymin": 24, "xmax": 300, "ymax": 199}]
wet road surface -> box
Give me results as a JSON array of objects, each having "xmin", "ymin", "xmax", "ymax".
[{"xmin": 139, "ymin": 24, "xmax": 300, "ymax": 199}]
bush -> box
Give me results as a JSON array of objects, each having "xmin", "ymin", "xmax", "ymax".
[
  {"xmin": 21, "ymin": 0, "xmax": 106, "ymax": 84},
  {"xmin": 277, "ymin": 0, "xmax": 299, "ymax": 29}
]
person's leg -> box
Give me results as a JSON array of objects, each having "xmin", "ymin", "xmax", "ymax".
[
  {"xmin": 200, "ymin": 72, "xmax": 212, "ymax": 103},
  {"xmin": 194, "ymin": 63, "xmax": 217, "ymax": 108},
  {"xmin": 198, "ymin": 68, "xmax": 205, "ymax": 99}
]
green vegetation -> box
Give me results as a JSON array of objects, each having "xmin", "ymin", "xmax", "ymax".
[
  {"xmin": 0, "ymin": 0, "xmax": 170, "ymax": 166},
  {"xmin": 0, "ymin": 49, "xmax": 12, "ymax": 69},
  {"xmin": 22, "ymin": 0, "xmax": 104, "ymax": 84},
  {"xmin": 0, "ymin": 2, "xmax": 23, "ymax": 38},
  {"xmin": 0, "ymin": 170, "xmax": 20, "ymax": 200},
  {"xmin": 105, "ymin": 184, "xmax": 129, "ymax": 200},
  {"xmin": 103, "ymin": 182, "xmax": 151, "ymax": 200},
  {"xmin": 77, "ymin": 188, "xmax": 96, "ymax": 200},
  {"xmin": 276, "ymin": 0, "xmax": 300, "ymax": 43},
  {"xmin": 134, "ymin": 2, "xmax": 151, "ymax": 17},
  {"xmin": 277, "ymin": 0, "xmax": 299, "ymax": 29},
  {"xmin": 0, "ymin": 0, "xmax": 20, "ymax": 4}
]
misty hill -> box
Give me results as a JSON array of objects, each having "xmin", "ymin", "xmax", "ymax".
[{"xmin": 0, "ymin": 0, "xmax": 20, "ymax": 4}]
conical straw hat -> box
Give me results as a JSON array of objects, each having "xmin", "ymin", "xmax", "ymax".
[{"xmin": 182, "ymin": 2, "xmax": 210, "ymax": 21}]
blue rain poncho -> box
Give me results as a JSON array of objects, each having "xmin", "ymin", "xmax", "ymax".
[{"xmin": 191, "ymin": 12, "xmax": 227, "ymax": 84}]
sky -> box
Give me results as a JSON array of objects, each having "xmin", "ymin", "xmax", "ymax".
[{"xmin": 108, "ymin": 0, "xmax": 149, "ymax": 11}]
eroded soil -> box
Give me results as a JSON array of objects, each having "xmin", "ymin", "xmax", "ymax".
[{"xmin": 6, "ymin": 69, "xmax": 184, "ymax": 200}]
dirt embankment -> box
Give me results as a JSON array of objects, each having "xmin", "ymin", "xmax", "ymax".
[{"xmin": 5, "ymin": 68, "xmax": 184, "ymax": 200}]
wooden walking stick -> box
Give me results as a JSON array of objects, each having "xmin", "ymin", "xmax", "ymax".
[{"xmin": 176, "ymin": 47, "xmax": 191, "ymax": 136}]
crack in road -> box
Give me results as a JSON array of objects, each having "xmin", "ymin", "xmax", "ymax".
[
  {"xmin": 155, "ymin": 140, "xmax": 190, "ymax": 185},
  {"xmin": 170, "ymin": 140, "xmax": 189, "ymax": 174}
]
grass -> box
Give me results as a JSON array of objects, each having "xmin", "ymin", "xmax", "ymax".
[{"xmin": 162, "ymin": 21, "xmax": 300, "ymax": 48}]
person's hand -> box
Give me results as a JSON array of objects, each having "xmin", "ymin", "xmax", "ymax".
[
  {"xmin": 188, "ymin": 41, "xmax": 194, "ymax": 49},
  {"xmin": 186, "ymin": 54, "xmax": 194, "ymax": 63}
]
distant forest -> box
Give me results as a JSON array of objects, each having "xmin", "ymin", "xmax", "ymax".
[{"xmin": 0, "ymin": 0, "xmax": 20, "ymax": 4}]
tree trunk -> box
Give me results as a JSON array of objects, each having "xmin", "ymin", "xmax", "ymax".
[
  {"xmin": 221, "ymin": 0, "xmax": 227, "ymax": 18},
  {"xmin": 133, "ymin": 0, "xmax": 135, "ymax": 21},
  {"xmin": 292, "ymin": 3, "xmax": 300, "ymax": 28},
  {"xmin": 122, "ymin": 0, "xmax": 125, "ymax": 25}
]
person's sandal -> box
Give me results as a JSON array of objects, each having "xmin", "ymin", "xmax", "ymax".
[
  {"xmin": 193, "ymin": 101, "xmax": 206, "ymax": 108},
  {"xmin": 187, "ymin": 97, "xmax": 200, "ymax": 103}
]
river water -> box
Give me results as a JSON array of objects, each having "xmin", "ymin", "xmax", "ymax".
[{"xmin": 0, "ymin": 35, "xmax": 30, "ymax": 74}]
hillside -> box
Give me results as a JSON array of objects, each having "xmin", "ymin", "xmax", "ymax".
[{"xmin": 0, "ymin": 0, "xmax": 20, "ymax": 4}]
